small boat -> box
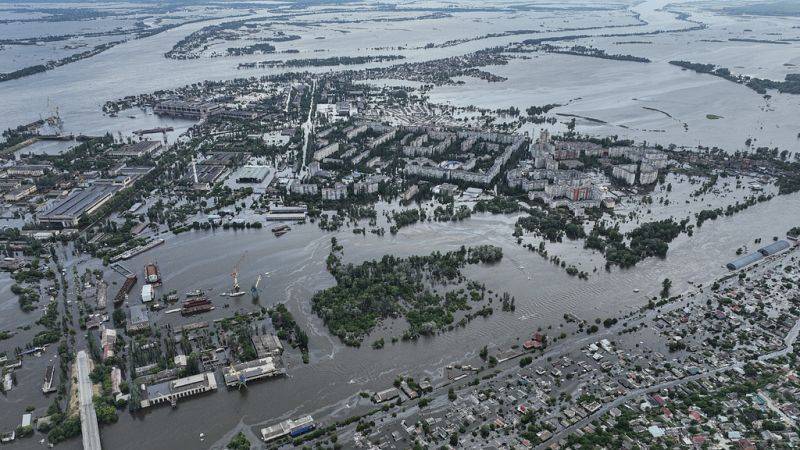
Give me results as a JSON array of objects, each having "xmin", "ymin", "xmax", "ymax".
[
  {"xmin": 633, "ymin": 289, "xmax": 640, "ymax": 293},
  {"xmin": 228, "ymin": 291, "xmax": 246, "ymax": 298}
]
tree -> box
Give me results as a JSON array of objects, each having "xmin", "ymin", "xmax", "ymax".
[
  {"xmin": 227, "ymin": 432, "xmax": 251, "ymax": 450},
  {"xmin": 112, "ymin": 309, "xmax": 126, "ymax": 326},
  {"xmin": 661, "ymin": 278, "xmax": 672, "ymax": 299}
]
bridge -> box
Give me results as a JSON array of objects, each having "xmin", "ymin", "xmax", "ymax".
[{"xmin": 76, "ymin": 350, "xmax": 102, "ymax": 450}]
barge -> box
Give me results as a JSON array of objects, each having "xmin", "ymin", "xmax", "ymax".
[
  {"xmin": 181, "ymin": 296, "xmax": 214, "ymax": 316},
  {"xmin": 113, "ymin": 275, "xmax": 138, "ymax": 306}
]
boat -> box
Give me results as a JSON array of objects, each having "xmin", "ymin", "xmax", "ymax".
[
  {"xmin": 181, "ymin": 296, "xmax": 214, "ymax": 316},
  {"xmin": 133, "ymin": 126, "xmax": 174, "ymax": 136},
  {"xmin": 271, "ymin": 224, "xmax": 290, "ymax": 233},
  {"xmin": 186, "ymin": 289, "xmax": 205, "ymax": 297},
  {"xmin": 227, "ymin": 291, "xmax": 246, "ymax": 298},
  {"xmin": 144, "ymin": 263, "xmax": 161, "ymax": 285},
  {"xmin": 42, "ymin": 364, "xmax": 56, "ymax": 394}
]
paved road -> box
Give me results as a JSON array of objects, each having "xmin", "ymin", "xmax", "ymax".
[
  {"xmin": 77, "ymin": 350, "xmax": 102, "ymax": 450},
  {"xmin": 299, "ymin": 79, "xmax": 316, "ymax": 171}
]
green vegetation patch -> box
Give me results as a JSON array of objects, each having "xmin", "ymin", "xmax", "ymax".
[{"xmin": 312, "ymin": 239, "xmax": 502, "ymax": 345}]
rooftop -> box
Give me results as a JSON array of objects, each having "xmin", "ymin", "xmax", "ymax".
[{"xmin": 37, "ymin": 184, "xmax": 120, "ymax": 221}]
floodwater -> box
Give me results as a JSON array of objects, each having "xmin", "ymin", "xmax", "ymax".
[
  {"xmin": 0, "ymin": 0, "xmax": 797, "ymax": 152},
  {"xmin": 2, "ymin": 0, "xmax": 800, "ymax": 447},
  {"xmin": 4, "ymin": 185, "xmax": 798, "ymax": 449}
]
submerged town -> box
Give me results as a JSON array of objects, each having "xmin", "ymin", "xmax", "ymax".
[{"xmin": 1, "ymin": 0, "xmax": 800, "ymax": 449}]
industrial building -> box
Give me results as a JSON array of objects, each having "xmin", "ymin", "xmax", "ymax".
[
  {"xmin": 728, "ymin": 240, "xmax": 792, "ymax": 270},
  {"xmin": 4, "ymin": 185, "xmax": 36, "ymax": 202},
  {"xmin": 5, "ymin": 164, "xmax": 51, "ymax": 177},
  {"xmin": 139, "ymin": 372, "xmax": 218, "ymax": 408},
  {"xmin": 186, "ymin": 161, "xmax": 227, "ymax": 191},
  {"xmin": 154, "ymin": 100, "xmax": 220, "ymax": 118},
  {"xmin": 260, "ymin": 416, "xmax": 315, "ymax": 442},
  {"xmin": 127, "ymin": 305, "xmax": 150, "ymax": 333},
  {"xmin": 107, "ymin": 140, "xmax": 163, "ymax": 158},
  {"xmin": 264, "ymin": 213, "xmax": 306, "ymax": 221},
  {"xmin": 758, "ymin": 240, "xmax": 790, "ymax": 256},
  {"xmin": 222, "ymin": 356, "xmax": 285, "ymax": 387},
  {"xmin": 214, "ymin": 107, "xmax": 259, "ymax": 120},
  {"xmin": 269, "ymin": 205, "xmax": 307, "ymax": 214},
  {"xmin": 373, "ymin": 387, "xmax": 400, "ymax": 403},
  {"xmin": 260, "ymin": 131, "xmax": 291, "ymax": 147},
  {"xmin": 235, "ymin": 166, "xmax": 270, "ymax": 183},
  {"xmin": 253, "ymin": 334, "xmax": 283, "ymax": 357},
  {"xmin": 36, "ymin": 184, "xmax": 120, "ymax": 227},
  {"xmin": 726, "ymin": 252, "xmax": 764, "ymax": 271}
]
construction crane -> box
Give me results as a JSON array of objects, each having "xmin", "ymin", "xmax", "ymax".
[
  {"xmin": 45, "ymin": 97, "xmax": 63, "ymax": 132},
  {"xmin": 251, "ymin": 274, "xmax": 262, "ymax": 301},
  {"xmin": 229, "ymin": 252, "xmax": 247, "ymax": 296}
]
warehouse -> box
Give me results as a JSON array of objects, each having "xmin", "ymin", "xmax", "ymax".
[
  {"xmin": 222, "ymin": 357, "xmax": 285, "ymax": 387},
  {"xmin": 235, "ymin": 166, "xmax": 270, "ymax": 183},
  {"xmin": 726, "ymin": 252, "xmax": 764, "ymax": 271},
  {"xmin": 757, "ymin": 240, "xmax": 790, "ymax": 256},
  {"xmin": 264, "ymin": 213, "xmax": 306, "ymax": 221},
  {"xmin": 107, "ymin": 140, "xmax": 163, "ymax": 158},
  {"xmin": 140, "ymin": 372, "xmax": 218, "ymax": 408},
  {"xmin": 154, "ymin": 100, "xmax": 220, "ymax": 118},
  {"xmin": 127, "ymin": 305, "xmax": 150, "ymax": 333},
  {"xmin": 36, "ymin": 184, "xmax": 120, "ymax": 227},
  {"xmin": 269, "ymin": 205, "xmax": 307, "ymax": 214}
]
